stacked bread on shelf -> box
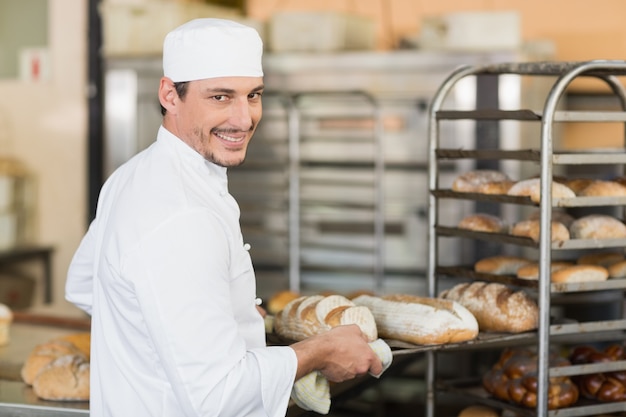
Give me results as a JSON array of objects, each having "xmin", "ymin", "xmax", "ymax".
[
  {"xmin": 569, "ymin": 344, "xmax": 626, "ymax": 402},
  {"xmin": 272, "ymin": 292, "xmax": 480, "ymax": 345},
  {"xmin": 482, "ymin": 348, "xmax": 579, "ymax": 409}
]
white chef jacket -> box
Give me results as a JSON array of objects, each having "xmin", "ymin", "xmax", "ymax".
[{"xmin": 66, "ymin": 126, "xmax": 297, "ymax": 417}]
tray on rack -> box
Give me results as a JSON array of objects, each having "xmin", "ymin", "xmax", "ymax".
[
  {"xmin": 438, "ymin": 379, "xmax": 626, "ymax": 417},
  {"xmin": 435, "ymin": 226, "xmax": 626, "ymax": 251}
]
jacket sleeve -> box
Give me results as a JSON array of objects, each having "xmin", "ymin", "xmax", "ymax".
[{"xmin": 65, "ymin": 220, "xmax": 97, "ymax": 315}]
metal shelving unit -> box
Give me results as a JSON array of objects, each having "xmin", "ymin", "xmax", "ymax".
[{"xmin": 427, "ymin": 60, "xmax": 626, "ymax": 417}]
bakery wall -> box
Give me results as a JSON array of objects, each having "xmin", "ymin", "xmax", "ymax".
[{"xmin": 1, "ymin": 0, "xmax": 625, "ymax": 315}]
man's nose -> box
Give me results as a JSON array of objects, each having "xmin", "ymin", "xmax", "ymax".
[{"xmin": 230, "ymin": 98, "xmax": 253, "ymax": 130}]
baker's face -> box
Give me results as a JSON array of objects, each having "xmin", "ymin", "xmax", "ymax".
[{"xmin": 161, "ymin": 76, "xmax": 264, "ymax": 167}]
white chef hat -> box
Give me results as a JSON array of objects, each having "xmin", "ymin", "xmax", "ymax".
[{"xmin": 163, "ymin": 18, "xmax": 263, "ymax": 82}]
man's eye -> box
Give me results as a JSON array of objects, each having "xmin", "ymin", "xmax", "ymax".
[
  {"xmin": 249, "ymin": 92, "xmax": 262, "ymax": 100},
  {"xmin": 213, "ymin": 95, "xmax": 227, "ymax": 101}
]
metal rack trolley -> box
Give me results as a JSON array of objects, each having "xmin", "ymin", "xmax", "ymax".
[{"xmin": 427, "ymin": 60, "xmax": 626, "ymax": 417}]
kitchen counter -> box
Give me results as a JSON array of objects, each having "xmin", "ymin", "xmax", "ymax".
[{"xmin": 0, "ymin": 317, "xmax": 90, "ymax": 416}]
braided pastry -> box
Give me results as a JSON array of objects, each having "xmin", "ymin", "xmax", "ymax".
[
  {"xmin": 482, "ymin": 348, "xmax": 579, "ymax": 409},
  {"xmin": 569, "ymin": 344, "xmax": 626, "ymax": 402}
]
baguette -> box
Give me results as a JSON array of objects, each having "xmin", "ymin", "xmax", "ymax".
[
  {"xmin": 352, "ymin": 294, "xmax": 478, "ymax": 345},
  {"xmin": 474, "ymin": 256, "xmax": 532, "ymax": 275},
  {"xmin": 551, "ymin": 265, "xmax": 609, "ymax": 283},
  {"xmin": 439, "ymin": 282, "xmax": 538, "ymax": 333},
  {"xmin": 274, "ymin": 294, "xmax": 377, "ymax": 342},
  {"xmin": 516, "ymin": 261, "xmax": 573, "ymax": 280}
]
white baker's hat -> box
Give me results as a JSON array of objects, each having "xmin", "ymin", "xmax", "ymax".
[{"xmin": 163, "ymin": 18, "xmax": 263, "ymax": 82}]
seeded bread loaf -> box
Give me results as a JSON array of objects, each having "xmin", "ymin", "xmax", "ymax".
[{"xmin": 439, "ymin": 282, "xmax": 538, "ymax": 333}]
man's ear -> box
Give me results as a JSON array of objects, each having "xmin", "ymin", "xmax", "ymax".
[{"xmin": 158, "ymin": 77, "xmax": 177, "ymax": 114}]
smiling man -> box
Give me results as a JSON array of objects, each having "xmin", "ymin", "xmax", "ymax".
[{"xmin": 66, "ymin": 19, "xmax": 381, "ymax": 417}]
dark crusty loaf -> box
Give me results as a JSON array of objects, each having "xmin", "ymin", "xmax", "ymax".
[{"xmin": 439, "ymin": 282, "xmax": 538, "ymax": 333}]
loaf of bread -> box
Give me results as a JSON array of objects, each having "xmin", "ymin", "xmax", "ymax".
[
  {"xmin": 526, "ymin": 209, "xmax": 575, "ymax": 227},
  {"xmin": 32, "ymin": 354, "xmax": 89, "ymax": 401},
  {"xmin": 565, "ymin": 178, "xmax": 595, "ymax": 195},
  {"xmin": 483, "ymin": 348, "xmax": 579, "ymax": 409},
  {"xmin": 569, "ymin": 214, "xmax": 626, "ymax": 239},
  {"xmin": 506, "ymin": 178, "xmax": 576, "ymax": 203},
  {"xmin": 569, "ymin": 344, "xmax": 626, "ymax": 402},
  {"xmin": 352, "ymin": 294, "xmax": 478, "ymax": 345},
  {"xmin": 551, "ymin": 265, "xmax": 609, "ymax": 283},
  {"xmin": 577, "ymin": 251, "xmax": 625, "ymax": 267},
  {"xmin": 458, "ymin": 213, "xmax": 506, "ymax": 233},
  {"xmin": 452, "ymin": 170, "xmax": 510, "ymax": 193},
  {"xmin": 474, "ymin": 256, "xmax": 532, "ymax": 275},
  {"xmin": 274, "ymin": 294, "xmax": 378, "ymax": 342},
  {"xmin": 608, "ymin": 260, "xmax": 626, "ymax": 278},
  {"xmin": 510, "ymin": 219, "xmax": 570, "ymax": 242},
  {"xmin": 516, "ymin": 261, "xmax": 573, "ymax": 280},
  {"xmin": 438, "ymin": 282, "xmax": 538, "ymax": 333},
  {"xmin": 578, "ymin": 180, "xmax": 626, "ymax": 197},
  {"xmin": 476, "ymin": 180, "xmax": 515, "ymax": 195},
  {"xmin": 457, "ymin": 405, "xmax": 500, "ymax": 417},
  {"xmin": 21, "ymin": 339, "xmax": 85, "ymax": 385},
  {"xmin": 267, "ymin": 290, "xmax": 301, "ymax": 315}
]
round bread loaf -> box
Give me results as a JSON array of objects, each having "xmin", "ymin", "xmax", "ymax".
[
  {"xmin": 578, "ymin": 180, "xmax": 626, "ymax": 197},
  {"xmin": 516, "ymin": 261, "xmax": 573, "ymax": 280},
  {"xmin": 32, "ymin": 354, "xmax": 89, "ymax": 401},
  {"xmin": 457, "ymin": 405, "xmax": 500, "ymax": 417},
  {"xmin": 551, "ymin": 265, "xmax": 609, "ymax": 283},
  {"xmin": 474, "ymin": 256, "xmax": 532, "ymax": 275},
  {"xmin": 510, "ymin": 219, "xmax": 570, "ymax": 242},
  {"xmin": 458, "ymin": 213, "xmax": 506, "ymax": 233},
  {"xmin": 452, "ymin": 170, "xmax": 510, "ymax": 193},
  {"xmin": 439, "ymin": 282, "xmax": 538, "ymax": 333},
  {"xmin": 21, "ymin": 339, "xmax": 85, "ymax": 386},
  {"xmin": 577, "ymin": 251, "xmax": 625, "ymax": 267},
  {"xmin": 569, "ymin": 215, "xmax": 626, "ymax": 239},
  {"xmin": 476, "ymin": 180, "xmax": 515, "ymax": 195},
  {"xmin": 507, "ymin": 178, "xmax": 576, "ymax": 203}
]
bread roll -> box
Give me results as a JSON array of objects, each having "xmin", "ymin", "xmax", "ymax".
[
  {"xmin": 516, "ymin": 261, "xmax": 573, "ymax": 280},
  {"xmin": 551, "ymin": 265, "xmax": 609, "ymax": 283},
  {"xmin": 510, "ymin": 219, "xmax": 570, "ymax": 242},
  {"xmin": 474, "ymin": 256, "xmax": 532, "ymax": 275},
  {"xmin": 267, "ymin": 290, "xmax": 301, "ymax": 315},
  {"xmin": 452, "ymin": 170, "xmax": 510, "ymax": 193},
  {"xmin": 608, "ymin": 260, "xmax": 626, "ymax": 278},
  {"xmin": 32, "ymin": 354, "xmax": 89, "ymax": 401},
  {"xmin": 438, "ymin": 282, "xmax": 538, "ymax": 333},
  {"xmin": 352, "ymin": 294, "xmax": 478, "ymax": 345},
  {"xmin": 274, "ymin": 294, "xmax": 378, "ymax": 342},
  {"xmin": 507, "ymin": 178, "xmax": 576, "ymax": 203},
  {"xmin": 577, "ymin": 251, "xmax": 625, "ymax": 267},
  {"xmin": 458, "ymin": 405, "xmax": 500, "ymax": 417},
  {"xmin": 569, "ymin": 215, "xmax": 626, "ymax": 239},
  {"xmin": 578, "ymin": 180, "xmax": 626, "ymax": 197},
  {"xmin": 458, "ymin": 213, "xmax": 506, "ymax": 233}
]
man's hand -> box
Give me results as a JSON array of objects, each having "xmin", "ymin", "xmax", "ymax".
[{"xmin": 290, "ymin": 324, "xmax": 383, "ymax": 383}]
